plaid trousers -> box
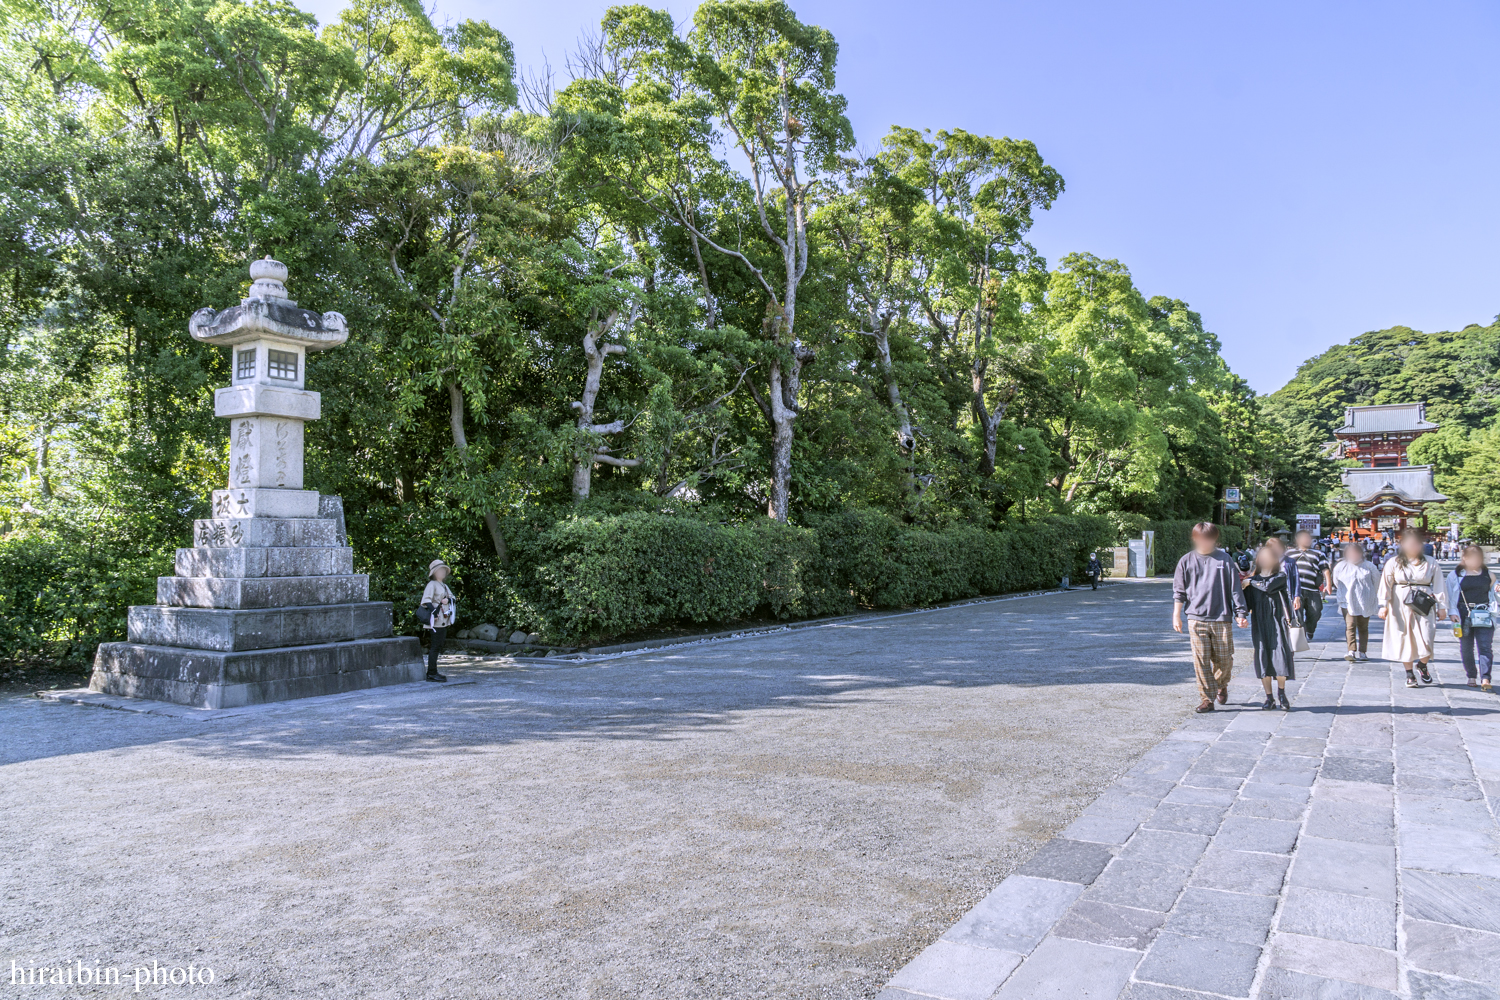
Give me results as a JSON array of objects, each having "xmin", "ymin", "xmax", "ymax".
[{"xmin": 1188, "ymin": 619, "xmax": 1234, "ymax": 700}]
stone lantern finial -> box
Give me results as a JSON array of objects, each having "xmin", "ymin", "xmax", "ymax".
[{"xmin": 246, "ymin": 256, "xmax": 291, "ymax": 303}]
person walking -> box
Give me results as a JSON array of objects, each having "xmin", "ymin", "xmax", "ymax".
[
  {"xmin": 1286, "ymin": 530, "xmax": 1332, "ymax": 640},
  {"xmin": 1172, "ymin": 523, "xmax": 1250, "ymax": 713},
  {"xmin": 1085, "ymin": 551, "xmax": 1103, "ymax": 590},
  {"xmin": 1445, "ymin": 545, "xmax": 1497, "ymax": 691},
  {"xmin": 420, "ymin": 558, "xmax": 457, "ymax": 683},
  {"xmin": 1379, "ymin": 529, "xmax": 1447, "ymax": 688},
  {"xmin": 1334, "ymin": 541, "xmax": 1379, "ymax": 662},
  {"xmin": 1243, "ymin": 546, "xmax": 1296, "ymax": 709}
]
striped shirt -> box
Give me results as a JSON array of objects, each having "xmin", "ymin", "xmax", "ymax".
[{"xmin": 1286, "ymin": 548, "xmax": 1329, "ymax": 592}]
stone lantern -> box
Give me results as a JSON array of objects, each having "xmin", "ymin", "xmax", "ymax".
[{"xmin": 90, "ymin": 258, "xmax": 423, "ymax": 708}]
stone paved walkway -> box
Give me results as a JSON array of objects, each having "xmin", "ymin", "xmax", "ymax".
[{"xmin": 878, "ymin": 622, "xmax": 1500, "ymax": 1000}]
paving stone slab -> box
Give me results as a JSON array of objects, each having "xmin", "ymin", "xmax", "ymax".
[
  {"xmin": 1242, "ymin": 782, "xmax": 1313, "ymax": 803},
  {"xmin": 1321, "ymin": 757, "xmax": 1395, "ymax": 784},
  {"xmin": 1276, "ymin": 886, "xmax": 1396, "ymax": 948},
  {"xmin": 1257, "ymin": 967, "xmax": 1398, "ymax": 999},
  {"xmin": 1119, "ymin": 829, "xmax": 1210, "ymax": 868},
  {"xmin": 1133, "ymin": 931, "xmax": 1261, "ymax": 997},
  {"xmin": 1267, "ymin": 932, "xmax": 1399, "ymax": 992},
  {"xmin": 1231, "ymin": 795, "xmax": 1307, "ymax": 821},
  {"xmin": 1403, "ymin": 919, "xmax": 1500, "ymax": 987},
  {"xmin": 1398, "ymin": 824, "xmax": 1500, "ymax": 878},
  {"xmin": 1214, "ymin": 815, "xmax": 1302, "ymax": 854},
  {"xmin": 1163, "ymin": 785, "xmax": 1237, "ymax": 807},
  {"xmin": 1400, "ymin": 870, "xmax": 1500, "ymax": 934},
  {"xmin": 1121, "ymin": 984, "xmax": 1220, "ymax": 1000},
  {"xmin": 1406, "ymin": 971, "xmax": 1500, "ymax": 1000},
  {"xmin": 1189, "ymin": 848, "xmax": 1291, "ymax": 896},
  {"xmin": 1087, "ymin": 859, "xmax": 1192, "ymax": 912},
  {"xmin": 943, "ymin": 876, "xmax": 1082, "ymax": 954},
  {"xmin": 1303, "ymin": 799, "xmax": 1394, "ymax": 846},
  {"xmin": 992, "ymin": 936, "xmax": 1140, "ymax": 999},
  {"xmin": 1064, "ymin": 812, "xmax": 1145, "ymax": 846},
  {"xmin": 1287, "ymin": 837, "xmax": 1396, "ymax": 901},
  {"xmin": 885, "ymin": 938, "xmax": 1023, "ymax": 1000},
  {"xmin": 1015, "ymin": 838, "xmax": 1115, "ymax": 885},
  {"xmin": 1144, "ymin": 803, "xmax": 1227, "ymax": 836},
  {"xmin": 1160, "ymin": 886, "xmax": 1276, "ymax": 945},
  {"xmin": 1053, "ymin": 898, "xmax": 1165, "ymax": 950}
]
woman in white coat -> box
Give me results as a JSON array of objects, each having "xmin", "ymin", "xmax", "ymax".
[
  {"xmin": 420, "ymin": 558, "xmax": 457, "ymax": 683},
  {"xmin": 1379, "ymin": 529, "xmax": 1447, "ymax": 687}
]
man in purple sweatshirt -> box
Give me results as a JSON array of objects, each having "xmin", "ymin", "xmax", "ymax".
[{"xmin": 1172, "ymin": 523, "xmax": 1249, "ymax": 713}]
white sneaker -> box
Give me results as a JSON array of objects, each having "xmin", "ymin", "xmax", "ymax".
[
  {"xmin": 1357, "ymin": 652, "xmax": 1370, "ymax": 661},
  {"xmin": 1345, "ymin": 652, "xmax": 1356, "ymax": 661}
]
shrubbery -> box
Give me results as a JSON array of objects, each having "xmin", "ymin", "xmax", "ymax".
[
  {"xmin": 487, "ymin": 508, "xmax": 1116, "ymax": 645},
  {"xmin": 1, "ymin": 502, "xmax": 1116, "ymax": 664},
  {"xmin": 1148, "ymin": 519, "xmax": 1245, "ymax": 571}
]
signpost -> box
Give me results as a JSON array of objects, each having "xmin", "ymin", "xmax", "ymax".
[{"xmin": 1296, "ymin": 514, "xmax": 1322, "ymax": 537}]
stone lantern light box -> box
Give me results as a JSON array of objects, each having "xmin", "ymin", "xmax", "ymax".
[{"xmin": 191, "ymin": 256, "xmax": 347, "ymax": 516}]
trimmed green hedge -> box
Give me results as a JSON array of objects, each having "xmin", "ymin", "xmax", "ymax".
[
  {"xmin": 1149, "ymin": 519, "xmax": 1245, "ymax": 572},
  {"xmin": 503, "ymin": 509, "xmax": 1115, "ymax": 644}
]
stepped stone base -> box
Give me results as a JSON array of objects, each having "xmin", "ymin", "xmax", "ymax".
[
  {"xmin": 128, "ymin": 602, "xmax": 394, "ymax": 652},
  {"xmin": 91, "ymin": 636, "xmax": 424, "ymax": 709},
  {"xmin": 157, "ymin": 573, "xmax": 369, "ymax": 608},
  {"xmin": 175, "ymin": 545, "xmax": 355, "ymax": 578}
]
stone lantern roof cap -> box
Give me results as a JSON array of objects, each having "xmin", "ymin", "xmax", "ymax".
[{"xmin": 189, "ymin": 256, "xmax": 348, "ymax": 351}]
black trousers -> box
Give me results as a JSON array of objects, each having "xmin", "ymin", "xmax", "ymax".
[
  {"xmin": 426, "ymin": 626, "xmax": 446, "ymax": 674},
  {"xmin": 1302, "ymin": 590, "xmax": 1324, "ymax": 639}
]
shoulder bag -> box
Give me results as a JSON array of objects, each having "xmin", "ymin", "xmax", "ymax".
[
  {"xmin": 1403, "ymin": 589, "xmax": 1437, "ymax": 616},
  {"xmin": 1287, "ymin": 620, "xmax": 1310, "ymax": 652}
]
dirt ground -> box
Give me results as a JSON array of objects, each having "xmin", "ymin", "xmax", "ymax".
[{"xmin": 1, "ymin": 580, "xmax": 1206, "ymax": 999}]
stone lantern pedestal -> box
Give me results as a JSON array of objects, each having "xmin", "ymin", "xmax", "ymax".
[{"xmin": 90, "ymin": 258, "xmax": 423, "ymax": 708}]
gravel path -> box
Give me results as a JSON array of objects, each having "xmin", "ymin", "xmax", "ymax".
[{"xmin": 2, "ymin": 580, "xmax": 1203, "ymax": 999}]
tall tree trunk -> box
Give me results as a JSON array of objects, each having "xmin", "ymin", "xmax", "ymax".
[
  {"xmin": 871, "ymin": 314, "xmax": 914, "ymax": 454},
  {"xmin": 37, "ymin": 422, "xmax": 51, "ymax": 498},
  {"xmin": 571, "ymin": 310, "xmax": 636, "ymax": 500},
  {"xmin": 446, "ymin": 380, "xmax": 509, "ymax": 568}
]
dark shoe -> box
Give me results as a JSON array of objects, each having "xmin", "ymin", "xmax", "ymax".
[
  {"xmin": 1279, "ymin": 690, "xmax": 1291, "ymax": 710},
  {"xmin": 1406, "ymin": 671, "xmax": 1419, "ymax": 688},
  {"xmin": 426, "ymin": 672, "xmax": 447, "ymax": 683},
  {"xmin": 1217, "ymin": 686, "xmax": 1229, "ymax": 705},
  {"xmin": 1469, "ymin": 677, "xmax": 1480, "ymax": 688},
  {"xmin": 1262, "ymin": 695, "xmax": 1276, "ymax": 710},
  {"xmin": 1417, "ymin": 662, "xmax": 1433, "ymax": 684},
  {"xmin": 1196, "ymin": 699, "xmax": 1216, "ymax": 713}
]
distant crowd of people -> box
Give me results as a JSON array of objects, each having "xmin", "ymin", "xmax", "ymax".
[
  {"xmin": 1225, "ymin": 532, "xmax": 1466, "ymax": 576},
  {"xmin": 1172, "ymin": 523, "xmax": 1495, "ymax": 714}
]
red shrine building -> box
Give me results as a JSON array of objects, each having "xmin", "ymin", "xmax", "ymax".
[
  {"xmin": 1332, "ymin": 402, "xmax": 1438, "ymax": 467},
  {"xmin": 1331, "ymin": 404, "xmax": 1446, "ymax": 537}
]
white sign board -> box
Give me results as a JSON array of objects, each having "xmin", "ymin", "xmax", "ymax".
[{"xmin": 1296, "ymin": 514, "xmax": 1321, "ymax": 537}]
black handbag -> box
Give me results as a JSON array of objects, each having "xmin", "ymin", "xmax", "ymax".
[
  {"xmin": 1403, "ymin": 589, "xmax": 1437, "ymax": 616},
  {"xmin": 415, "ymin": 602, "xmax": 434, "ymax": 626}
]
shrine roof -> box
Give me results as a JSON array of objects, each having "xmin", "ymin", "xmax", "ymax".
[
  {"xmin": 1340, "ymin": 465, "xmax": 1447, "ymax": 504},
  {"xmin": 1334, "ymin": 403, "xmax": 1438, "ymax": 435}
]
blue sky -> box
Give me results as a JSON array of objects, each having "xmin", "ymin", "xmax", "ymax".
[{"xmin": 300, "ymin": 0, "xmax": 1500, "ymax": 394}]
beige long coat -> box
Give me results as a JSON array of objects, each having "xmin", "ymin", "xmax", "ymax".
[{"xmin": 1379, "ymin": 556, "xmax": 1446, "ymax": 663}]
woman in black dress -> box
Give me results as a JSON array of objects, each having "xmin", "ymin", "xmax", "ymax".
[{"xmin": 1243, "ymin": 545, "xmax": 1296, "ymax": 709}]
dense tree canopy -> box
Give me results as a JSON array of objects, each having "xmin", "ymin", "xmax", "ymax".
[{"xmin": 1, "ymin": 0, "xmax": 1317, "ymax": 659}]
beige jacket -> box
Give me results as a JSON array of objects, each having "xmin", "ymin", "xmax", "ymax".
[{"xmin": 421, "ymin": 580, "xmax": 457, "ymax": 630}]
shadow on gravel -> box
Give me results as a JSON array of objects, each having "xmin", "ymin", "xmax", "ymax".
[{"xmin": 8, "ymin": 584, "xmax": 1364, "ymax": 766}]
